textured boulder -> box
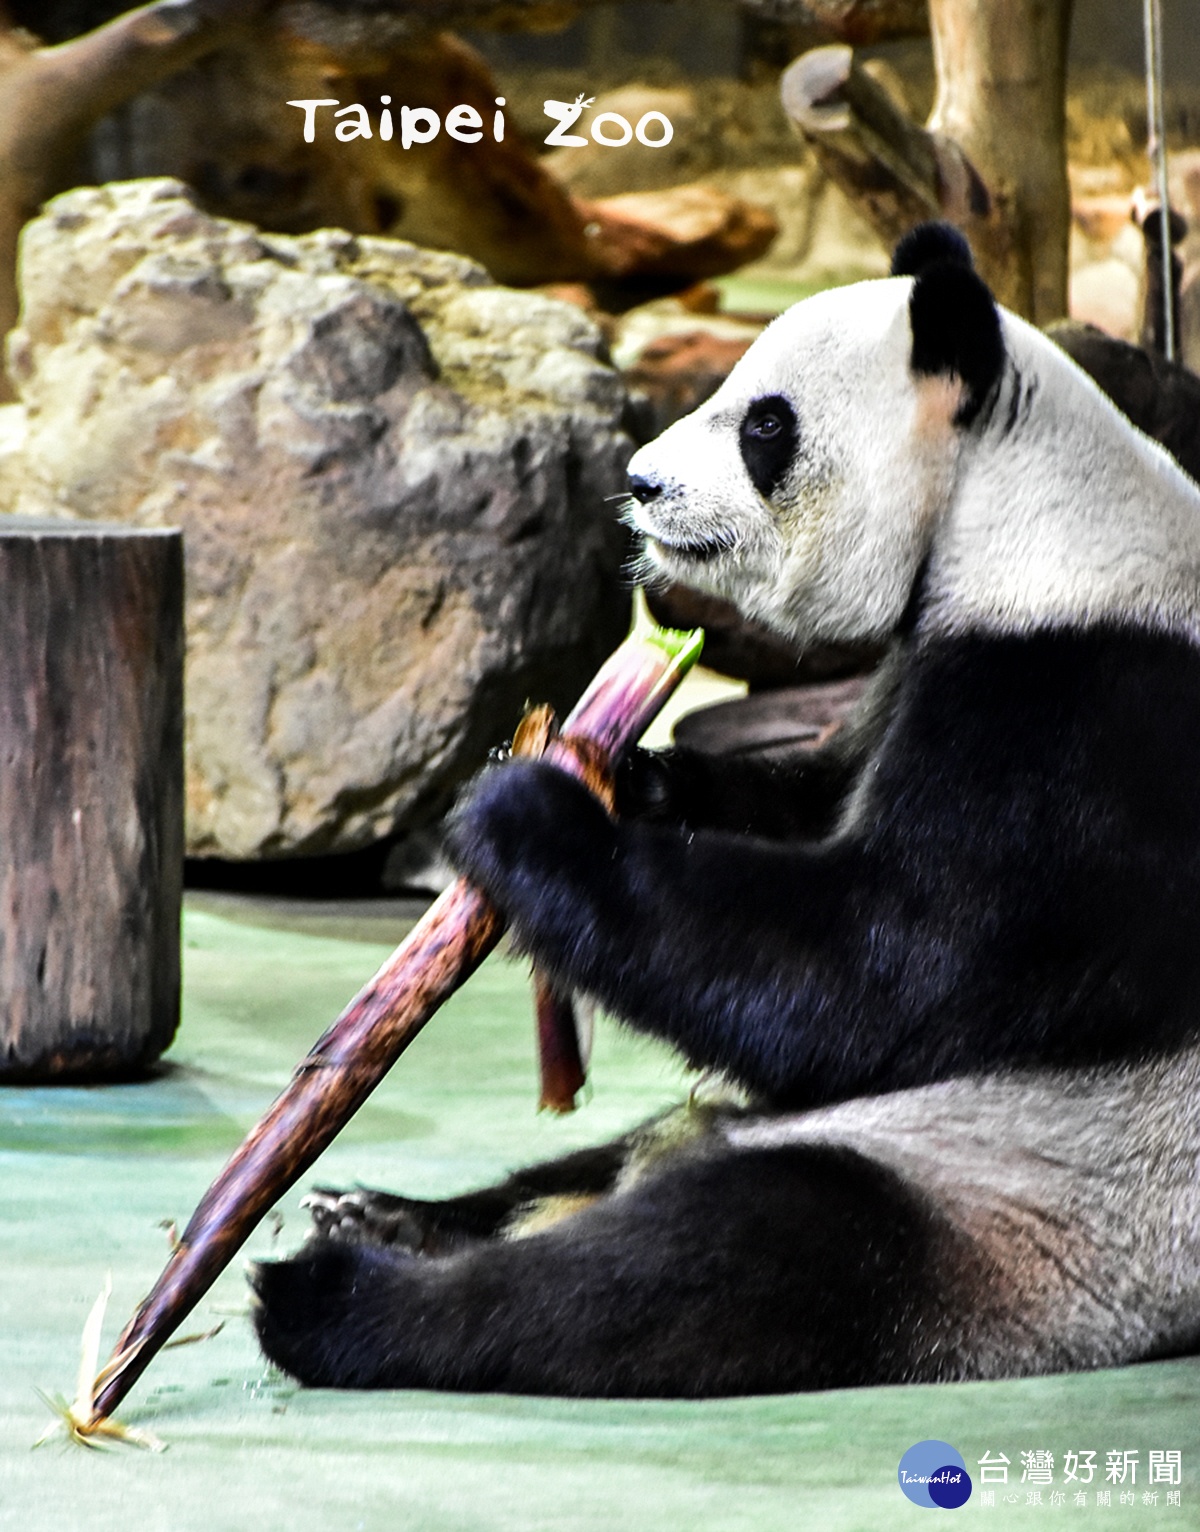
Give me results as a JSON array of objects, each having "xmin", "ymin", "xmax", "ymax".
[{"xmin": 1, "ymin": 179, "xmax": 633, "ymax": 860}]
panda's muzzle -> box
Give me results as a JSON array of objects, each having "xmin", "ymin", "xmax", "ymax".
[{"xmin": 627, "ymin": 474, "xmax": 731, "ymax": 563}]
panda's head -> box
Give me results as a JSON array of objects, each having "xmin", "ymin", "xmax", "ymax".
[{"xmin": 625, "ymin": 224, "xmax": 1005, "ymax": 647}]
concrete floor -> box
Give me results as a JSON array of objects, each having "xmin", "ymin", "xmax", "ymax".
[{"xmin": 2, "ymin": 897, "xmax": 1198, "ymax": 1530}]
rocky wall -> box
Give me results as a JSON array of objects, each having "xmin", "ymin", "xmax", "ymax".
[{"xmin": 0, "ymin": 179, "xmax": 634, "ymax": 861}]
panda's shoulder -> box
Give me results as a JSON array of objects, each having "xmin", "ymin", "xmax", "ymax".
[
  {"xmin": 909, "ymin": 618, "xmax": 1200, "ymax": 745},
  {"xmin": 868, "ymin": 623, "xmax": 1200, "ymax": 839}
]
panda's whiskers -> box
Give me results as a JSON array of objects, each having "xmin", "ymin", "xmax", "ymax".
[{"xmin": 624, "ymin": 543, "xmax": 665, "ymax": 590}]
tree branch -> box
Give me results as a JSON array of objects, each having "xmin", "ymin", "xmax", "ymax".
[
  {"xmin": 781, "ymin": 45, "xmax": 987, "ymax": 252},
  {"xmin": 0, "ymin": 0, "xmax": 275, "ymax": 390},
  {"xmin": 2, "ymin": 1, "xmax": 274, "ymax": 196},
  {"xmin": 274, "ymin": 0, "xmax": 928, "ymax": 39},
  {"xmin": 738, "ymin": 0, "xmax": 928, "ymax": 45}
]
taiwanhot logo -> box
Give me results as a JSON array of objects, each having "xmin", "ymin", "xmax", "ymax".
[{"xmin": 898, "ymin": 1440, "xmax": 973, "ymax": 1509}]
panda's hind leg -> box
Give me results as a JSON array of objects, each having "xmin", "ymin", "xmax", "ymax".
[
  {"xmin": 252, "ymin": 1140, "xmax": 942, "ymax": 1397},
  {"xmin": 299, "ymin": 1135, "xmax": 637, "ymax": 1255}
]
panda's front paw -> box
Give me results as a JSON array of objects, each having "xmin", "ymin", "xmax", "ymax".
[
  {"xmin": 445, "ymin": 758, "xmax": 617, "ymax": 927},
  {"xmin": 250, "ymin": 1242, "xmax": 416, "ymax": 1389}
]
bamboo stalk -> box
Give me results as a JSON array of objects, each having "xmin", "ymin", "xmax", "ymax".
[
  {"xmin": 88, "ymin": 616, "xmax": 702, "ymax": 1426},
  {"xmin": 534, "ymin": 978, "xmax": 587, "ymax": 1113}
]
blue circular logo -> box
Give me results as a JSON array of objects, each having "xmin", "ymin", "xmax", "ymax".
[{"xmin": 898, "ymin": 1440, "xmax": 972, "ymax": 1509}]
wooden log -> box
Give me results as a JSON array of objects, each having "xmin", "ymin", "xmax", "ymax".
[
  {"xmin": 781, "ymin": 45, "xmax": 990, "ymax": 256},
  {"xmin": 0, "ymin": 518, "xmax": 184, "ymax": 1081}
]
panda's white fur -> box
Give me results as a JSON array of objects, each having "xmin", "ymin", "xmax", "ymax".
[
  {"xmin": 628, "ymin": 281, "xmax": 956, "ymax": 648},
  {"xmin": 252, "ymin": 229, "xmax": 1200, "ymax": 1397},
  {"xmin": 628, "ymin": 283, "xmax": 1200, "ymax": 647}
]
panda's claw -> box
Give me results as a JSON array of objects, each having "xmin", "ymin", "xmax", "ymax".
[{"xmin": 299, "ymin": 1187, "xmax": 427, "ymax": 1250}]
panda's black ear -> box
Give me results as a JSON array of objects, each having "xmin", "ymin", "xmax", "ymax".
[
  {"xmin": 891, "ymin": 222, "xmax": 974, "ymax": 278},
  {"xmin": 903, "ymin": 236, "xmax": 1005, "ymax": 428}
]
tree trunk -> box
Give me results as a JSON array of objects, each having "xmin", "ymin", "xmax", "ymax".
[
  {"xmin": 782, "ymin": 0, "xmax": 1074, "ymax": 323},
  {"xmin": 926, "ymin": 0, "xmax": 1073, "ymax": 323},
  {"xmin": 0, "ymin": 519, "xmax": 184, "ymax": 1081}
]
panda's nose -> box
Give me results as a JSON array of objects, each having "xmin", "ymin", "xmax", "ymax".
[{"xmin": 628, "ymin": 474, "xmax": 663, "ymax": 504}]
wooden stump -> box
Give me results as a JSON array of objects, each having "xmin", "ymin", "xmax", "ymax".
[{"xmin": 0, "ymin": 519, "xmax": 184, "ymax": 1080}]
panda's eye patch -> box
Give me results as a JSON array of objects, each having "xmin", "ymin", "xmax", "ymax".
[{"xmin": 739, "ymin": 395, "xmax": 797, "ymax": 499}]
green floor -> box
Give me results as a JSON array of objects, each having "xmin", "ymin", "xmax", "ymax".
[{"xmin": 2, "ymin": 896, "xmax": 1198, "ymax": 1530}]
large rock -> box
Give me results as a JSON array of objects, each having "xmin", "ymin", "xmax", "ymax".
[{"xmin": 1, "ymin": 179, "xmax": 633, "ymax": 860}]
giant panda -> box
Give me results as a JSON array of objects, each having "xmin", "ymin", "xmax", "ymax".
[{"xmin": 250, "ymin": 224, "xmax": 1200, "ymax": 1397}]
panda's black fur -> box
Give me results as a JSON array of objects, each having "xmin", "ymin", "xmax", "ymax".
[{"xmin": 252, "ymin": 225, "xmax": 1200, "ymax": 1397}]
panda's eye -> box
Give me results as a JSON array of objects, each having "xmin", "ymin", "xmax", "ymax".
[
  {"xmin": 747, "ymin": 414, "xmax": 782, "ymax": 439},
  {"xmin": 739, "ymin": 395, "xmax": 797, "ymax": 498}
]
